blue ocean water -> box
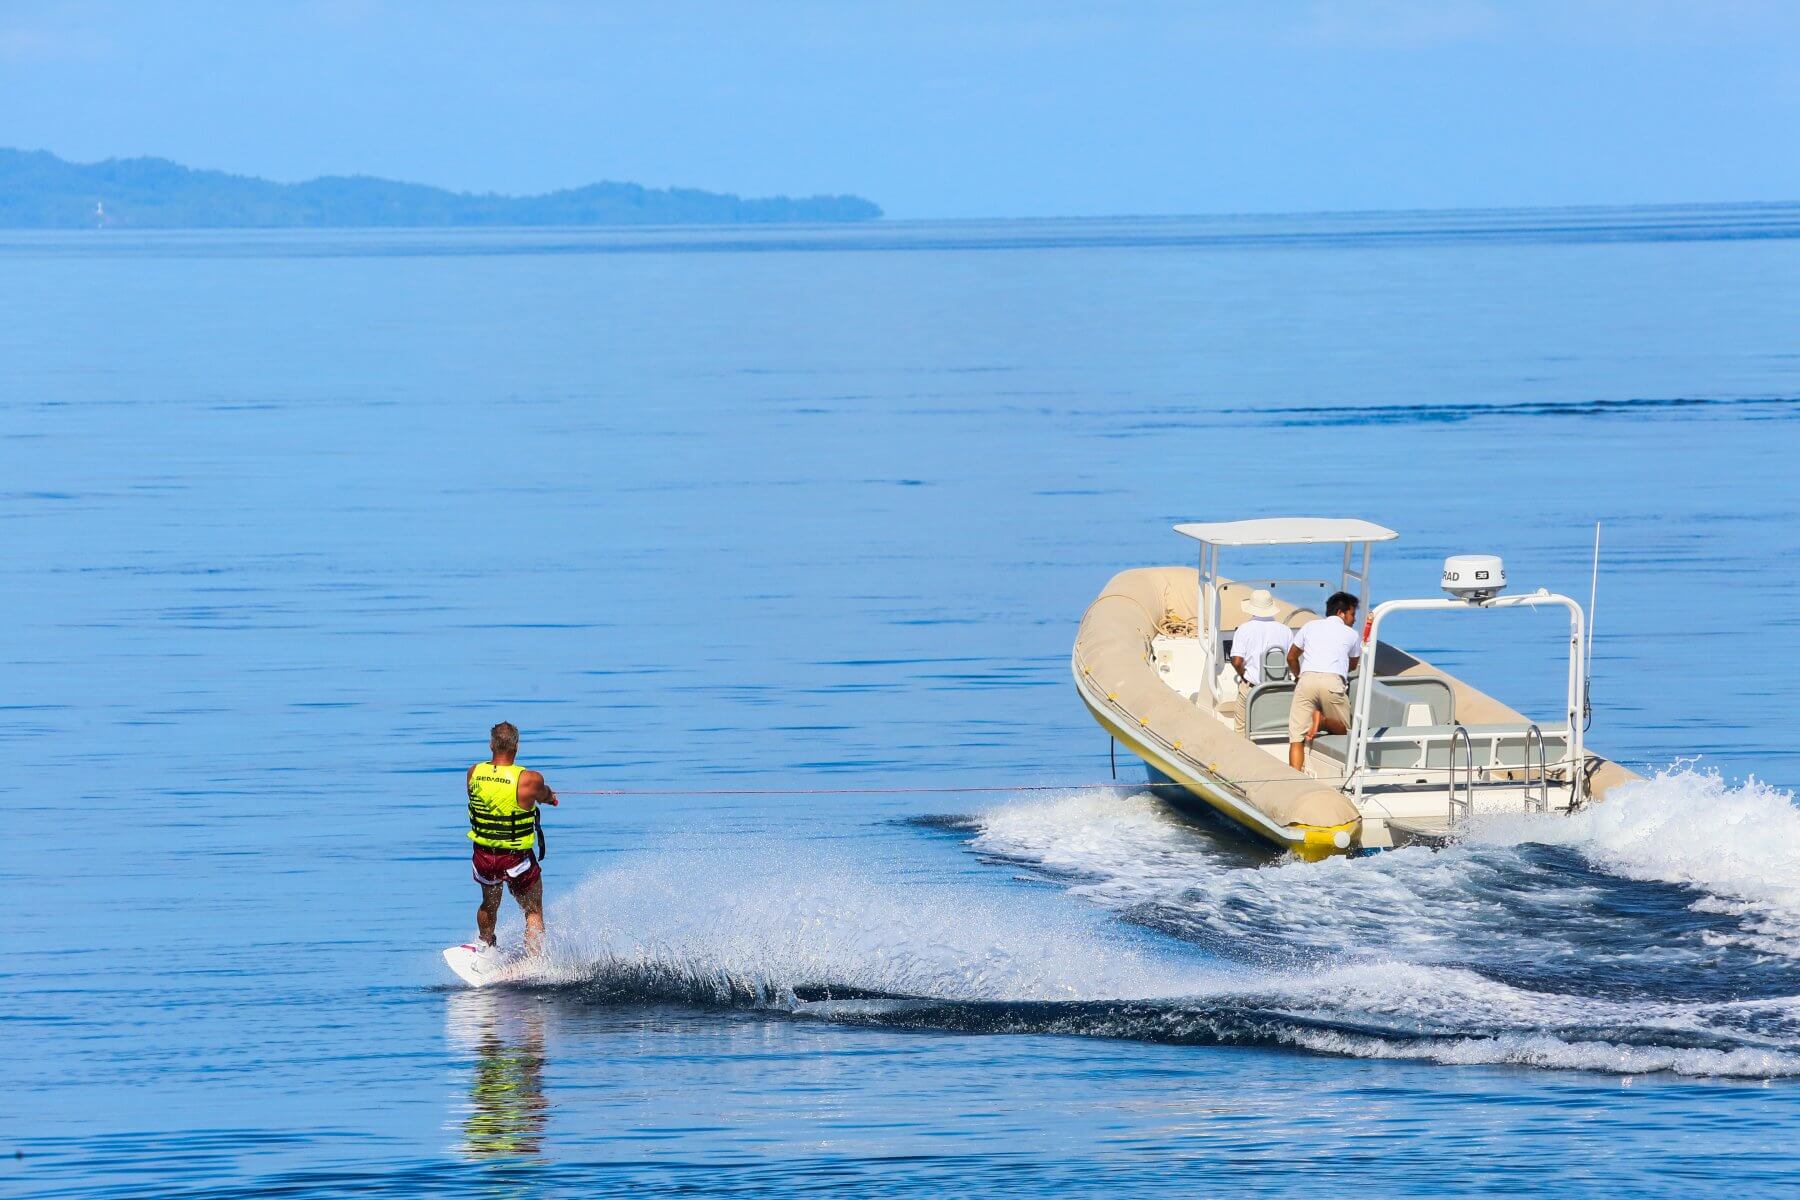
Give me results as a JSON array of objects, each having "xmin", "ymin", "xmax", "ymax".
[{"xmin": 6, "ymin": 206, "xmax": 1800, "ymax": 1198}]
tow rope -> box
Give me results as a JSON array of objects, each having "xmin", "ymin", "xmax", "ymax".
[
  {"xmin": 556, "ymin": 780, "xmax": 1194, "ymax": 797},
  {"xmin": 550, "ymin": 759, "xmax": 1669, "ymax": 799}
]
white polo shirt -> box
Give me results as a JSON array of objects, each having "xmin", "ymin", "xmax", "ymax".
[
  {"xmin": 1292, "ymin": 615, "xmax": 1362, "ymax": 678},
  {"xmin": 1230, "ymin": 617, "xmax": 1294, "ymax": 686}
]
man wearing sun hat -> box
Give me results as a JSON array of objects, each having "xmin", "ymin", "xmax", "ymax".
[{"xmin": 1228, "ymin": 588, "xmax": 1293, "ymax": 733}]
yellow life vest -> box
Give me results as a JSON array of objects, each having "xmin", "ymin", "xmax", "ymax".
[{"xmin": 467, "ymin": 761, "xmax": 536, "ymax": 852}]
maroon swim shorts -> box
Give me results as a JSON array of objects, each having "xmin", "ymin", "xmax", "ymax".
[{"xmin": 471, "ymin": 846, "xmax": 541, "ymax": 897}]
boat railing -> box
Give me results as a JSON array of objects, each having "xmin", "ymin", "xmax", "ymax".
[
  {"xmin": 1343, "ymin": 721, "xmax": 1574, "ymax": 775},
  {"xmin": 1447, "ymin": 724, "xmax": 1475, "ymax": 829},
  {"xmin": 1348, "ymin": 591, "xmax": 1588, "ymax": 815}
]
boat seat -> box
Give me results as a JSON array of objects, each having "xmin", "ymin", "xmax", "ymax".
[
  {"xmin": 1311, "ymin": 732, "xmax": 1351, "ymax": 759},
  {"xmin": 1219, "ymin": 645, "xmax": 1293, "ymax": 685},
  {"xmin": 1306, "ymin": 688, "xmax": 1448, "ymax": 764},
  {"xmin": 1245, "ymin": 681, "xmax": 1296, "ymax": 739},
  {"xmin": 1249, "ymin": 676, "xmax": 1454, "ymax": 745},
  {"xmin": 1367, "ymin": 676, "xmax": 1454, "ymax": 727}
]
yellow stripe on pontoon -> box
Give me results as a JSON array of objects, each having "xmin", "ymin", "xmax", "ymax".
[{"xmin": 1080, "ymin": 692, "xmax": 1358, "ymax": 859}]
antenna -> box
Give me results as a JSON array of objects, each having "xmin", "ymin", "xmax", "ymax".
[{"xmin": 1584, "ymin": 522, "xmax": 1600, "ymax": 729}]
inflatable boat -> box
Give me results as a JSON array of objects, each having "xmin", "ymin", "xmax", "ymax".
[{"xmin": 1071, "ymin": 518, "xmax": 1639, "ymax": 859}]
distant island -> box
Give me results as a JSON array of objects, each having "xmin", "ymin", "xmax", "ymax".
[{"xmin": 0, "ymin": 148, "xmax": 883, "ymax": 229}]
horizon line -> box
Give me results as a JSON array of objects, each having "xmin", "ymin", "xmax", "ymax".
[{"xmin": 10, "ymin": 147, "xmax": 1798, "ymax": 227}]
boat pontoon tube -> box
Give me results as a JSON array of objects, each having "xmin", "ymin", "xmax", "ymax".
[{"xmin": 1072, "ymin": 566, "xmax": 1361, "ymax": 847}]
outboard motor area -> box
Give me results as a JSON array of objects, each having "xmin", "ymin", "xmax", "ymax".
[{"xmin": 1441, "ymin": 554, "xmax": 1506, "ymax": 602}]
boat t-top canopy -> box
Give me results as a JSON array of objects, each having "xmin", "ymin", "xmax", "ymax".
[
  {"xmin": 1176, "ymin": 517, "xmax": 1398, "ymax": 703},
  {"xmin": 1174, "ymin": 517, "xmax": 1399, "ymax": 547}
]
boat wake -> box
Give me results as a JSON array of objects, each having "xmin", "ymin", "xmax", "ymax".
[
  {"xmin": 503, "ymin": 768, "xmax": 1800, "ymax": 1079},
  {"xmin": 532, "ymin": 843, "xmax": 1221, "ymax": 1006},
  {"xmin": 1474, "ymin": 767, "xmax": 1800, "ymax": 958}
]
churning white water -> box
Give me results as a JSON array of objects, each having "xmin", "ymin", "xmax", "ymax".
[{"xmin": 508, "ymin": 769, "xmax": 1800, "ymax": 1077}]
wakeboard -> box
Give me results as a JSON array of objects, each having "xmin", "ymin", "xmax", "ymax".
[{"xmin": 441, "ymin": 941, "xmax": 529, "ymax": 988}]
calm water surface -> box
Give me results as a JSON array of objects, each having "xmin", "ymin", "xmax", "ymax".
[{"xmin": 6, "ymin": 208, "xmax": 1800, "ymax": 1197}]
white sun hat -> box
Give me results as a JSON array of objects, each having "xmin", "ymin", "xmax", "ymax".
[{"xmin": 1241, "ymin": 588, "xmax": 1280, "ymax": 618}]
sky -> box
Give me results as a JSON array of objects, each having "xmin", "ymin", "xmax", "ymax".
[{"xmin": 2, "ymin": 0, "xmax": 1798, "ymax": 219}]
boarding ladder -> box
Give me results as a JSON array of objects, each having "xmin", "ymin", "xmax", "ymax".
[
  {"xmin": 1447, "ymin": 725, "xmax": 1475, "ymax": 829},
  {"xmin": 1523, "ymin": 723, "xmax": 1550, "ymax": 815}
]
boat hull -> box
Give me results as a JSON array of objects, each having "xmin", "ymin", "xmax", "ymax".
[{"xmin": 1074, "ymin": 678, "xmax": 1359, "ymax": 861}]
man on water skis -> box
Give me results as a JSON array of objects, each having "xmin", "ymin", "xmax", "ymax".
[{"xmin": 467, "ymin": 722, "xmax": 558, "ymax": 957}]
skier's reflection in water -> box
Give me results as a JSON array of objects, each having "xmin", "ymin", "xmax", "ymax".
[{"xmin": 446, "ymin": 990, "xmax": 548, "ymax": 1159}]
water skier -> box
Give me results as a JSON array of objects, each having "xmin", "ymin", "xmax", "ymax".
[{"xmin": 466, "ymin": 721, "xmax": 559, "ymax": 957}]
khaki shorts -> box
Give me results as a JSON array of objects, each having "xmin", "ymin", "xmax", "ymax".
[{"xmin": 1289, "ymin": 672, "xmax": 1349, "ymax": 742}]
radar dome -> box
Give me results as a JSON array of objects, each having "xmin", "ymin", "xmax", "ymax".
[{"xmin": 1442, "ymin": 554, "xmax": 1505, "ymax": 602}]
